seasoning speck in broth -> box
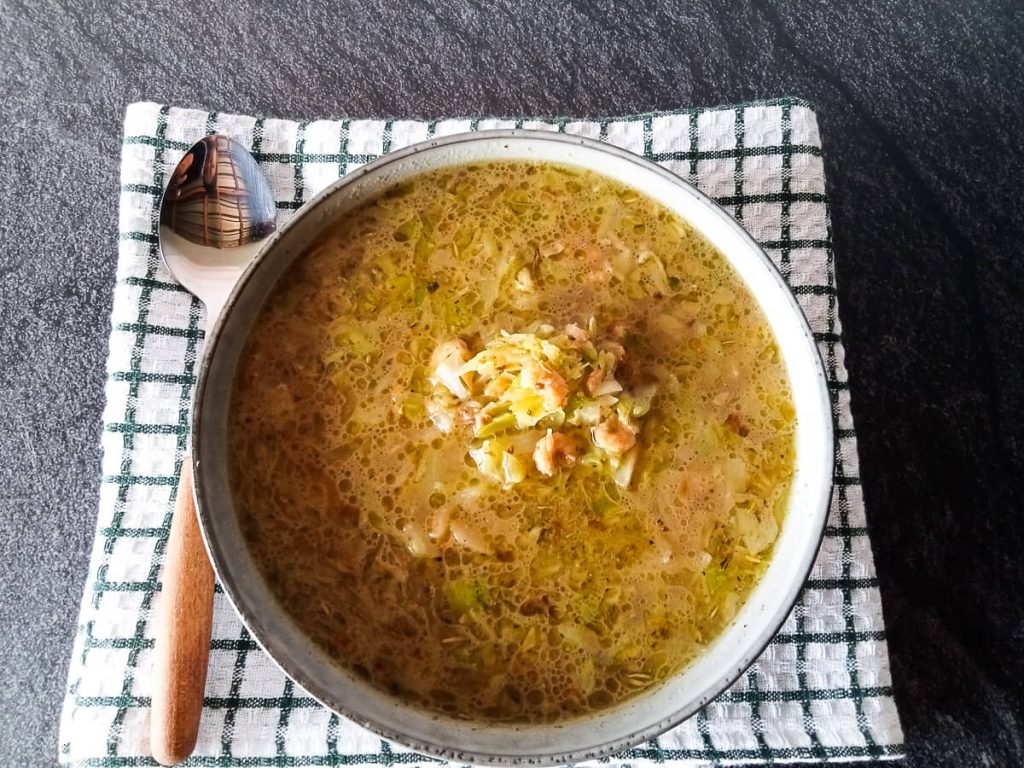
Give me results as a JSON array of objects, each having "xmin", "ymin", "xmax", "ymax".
[{"xmin": 228, "ymin": 161, "xmax": 796, "ymax": 723}]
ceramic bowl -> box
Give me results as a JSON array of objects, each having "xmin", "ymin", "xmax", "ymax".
[{"xmin": 192, "ymin": 130, "xmax": 833, "ymax": 766}]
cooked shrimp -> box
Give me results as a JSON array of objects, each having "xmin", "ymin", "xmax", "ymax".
[
  {"xmin": 483, "ymin": 375, "xmax": 512, "ymax": 399},
  {"xmin": 563, "ymin": 323, "xmax": 590, "ymax": 347},
  {"xmin": 584, "ymin": 245, "xmax": 613, "ymax": 284},
  {"xmin": 533, "ymin": 430, "xmax": 577, "ymax": 476},
  {"xmin": 449, "ymin": 519, "xmax": 493, "ymax": 555},
  {"xmin": 514, "ymin": 267, "xmax": 535, "ymax": 292},
  {"xmin": 599, "ymin": 339, "xmax": 626, "ymax": 363},
  {"xmin": 428, "ymin": 505, "xmax": 452, "ymax": 540},
  {"xmin": 725, "ymin": 411, "xmax": 749, "ymax": 437},
  {"xmin": 584, "ymin": 366, "xmax": 605, "ymax": 396},
  {"xmin": 521, "ymin": 362, "xmax": 569, "ymax": 410},
  {"xmin": 539, "ymin": 240, "xmax": 565, "ymax": 257},
  {"xmin": 430, "ymin": 338, "xmax": 469, "ymax": 370},
  {"xmin": 592, "ymin": 416, "xmax": 637, "ymax": 455},
  {"xmin": 429, "ymin": 338, "xmax": 470, "ymax": 398},
  {"xmin": 455, "ymin": 400, "xmax": 481, "ymax": 428}
]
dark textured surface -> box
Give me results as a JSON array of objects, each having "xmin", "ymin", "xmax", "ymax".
[{"xmin": 1, "ymin": 1, "xmax": 1022, "ymax": 766}]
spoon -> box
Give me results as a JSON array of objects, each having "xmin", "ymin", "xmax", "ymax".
[{"xmin": 150, "ymin": 135, "xmax": 276, "ymax": 766}]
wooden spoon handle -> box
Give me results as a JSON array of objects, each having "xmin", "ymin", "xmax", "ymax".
[{"xmin": 151, "ymin": 458, "xmax": 215, "ymax": 766}]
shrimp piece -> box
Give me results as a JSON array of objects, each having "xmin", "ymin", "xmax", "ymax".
[
  {"xmin": 599, "ymin": 339, "xmax": 626, "ymax": 363},
  {"xmin": 428, "ymin": 505, "xmax": 452, "ymax": 540},
  {"xmin": 430, "ymin": 338, "xmax": 469, "ymax": 370},
  {"xmin": 429, "ymin": 338, "xmax": 470, "ymax": 398},
  {"xmin": 584, "ymin": 366, "xmax": 605, "ymax": 396},
  {"xmin": 539, "ymin": 240, "xmax": 565, "ymax": 258},
  {"xmin": 584, "ymin": 245, "xmax": 613, "ymax": 284},
  {"xmin": 455, "ymin": 400, "xmax": 481, "ymax": 428},
  {"xmin": 563, "ymin": 323, "xmax": 590, "ymax": 347},
  {"xmin": 521, "ymin": 361, "xmax": 569, "ymax": 410},
  {"xmin": 725, "ymin": 411, "xmax": 749, "ymax": 437},
  {"xmin": 592, "ymin": 416, "xmax": 637, "ymax": 455},
  {"xmin": 514, "ymin": 267, "xmax": 535, "ymax": 292},
  {"xmin": 533, "ymin": 430, "xmax": 577, "ymax": 476},
  {"xmin": 483, "ymin": 375, "xmax": 512, "ymax": 399},
  {"xmin": 449, "ymin": 519, "xmax": 493, "ymax": 555}
]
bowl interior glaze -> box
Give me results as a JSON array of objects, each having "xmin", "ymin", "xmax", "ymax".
[{"xmin": 192, "ymin": 130, "xmax": 833, "ymax": 766}]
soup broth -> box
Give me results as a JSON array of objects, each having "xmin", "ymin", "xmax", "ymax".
[{"xmin": 229, "ymin": 161, "xmax": 796, "ymax": 722}]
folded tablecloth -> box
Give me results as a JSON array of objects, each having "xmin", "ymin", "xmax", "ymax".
[{"xmin": 59, "ymin": 99, "xmax": 904, "ymax": 766}]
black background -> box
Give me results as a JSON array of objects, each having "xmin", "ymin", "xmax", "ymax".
[{"xmin": 1, "ymin": 1, "xmax": 1022, "ymax": 766}]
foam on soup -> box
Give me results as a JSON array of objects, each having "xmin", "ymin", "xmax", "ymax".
[{"xmin": 228, "ymin": 161, "xmax": 796, "ymax": 722}]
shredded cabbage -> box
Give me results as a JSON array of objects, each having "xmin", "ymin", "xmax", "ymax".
[{"xmin": 425, "ymin": 323, "xmax": 658, "ymax": 487}]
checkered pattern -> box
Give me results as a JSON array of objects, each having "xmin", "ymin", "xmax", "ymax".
[{"xmin": 59, "ymin": 100, "xmax": 904, "ymax": 766}]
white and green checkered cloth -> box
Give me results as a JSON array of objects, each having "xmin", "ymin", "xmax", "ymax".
[{"xmin": 59, "ymin": 99, "xmax": 904, "ymax": 767}]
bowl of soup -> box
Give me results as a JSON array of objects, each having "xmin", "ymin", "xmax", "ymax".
[{"xmin": 192, "ymin": 130, "xmax": 833, "ymax": 765}]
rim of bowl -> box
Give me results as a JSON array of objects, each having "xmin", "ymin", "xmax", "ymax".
[{"xmin": 192, "ymin": 129, "xmax": 834, "ymax": 766}]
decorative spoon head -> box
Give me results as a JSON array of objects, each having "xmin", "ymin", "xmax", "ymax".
[
  {"xmin": 161, "ymin": 135, "xmax": 276, "ymax": 248},
  {"xmin": 158, "ymin": 135, "xmax": 277, "ymax": 322}
]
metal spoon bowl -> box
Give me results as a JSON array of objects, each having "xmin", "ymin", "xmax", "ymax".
[{"xmin": 159, "ymin": 134, "xmax": 276, "ymax": 321}]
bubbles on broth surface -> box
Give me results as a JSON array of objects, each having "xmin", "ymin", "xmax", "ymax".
[{"xmin": 228, "ymin": 160, "xmax": 796, "ymax": 723}]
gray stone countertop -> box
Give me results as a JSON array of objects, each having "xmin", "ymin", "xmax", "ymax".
[{"xmin": 1, "ymin": 1, "xmax": 1022, "ymax": 766}]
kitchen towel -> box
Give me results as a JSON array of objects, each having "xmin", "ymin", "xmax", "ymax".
[{"xmin": 59, "ymin": 99, "xmax": 904, "ymax": 766}]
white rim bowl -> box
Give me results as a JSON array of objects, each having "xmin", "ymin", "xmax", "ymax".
[{"xmin": 192, "ymin": 130, "xmax": 834, "ymax": 766}]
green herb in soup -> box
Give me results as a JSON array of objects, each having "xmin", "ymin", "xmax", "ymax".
[{"xmin": 229, "ymin": 161, "xmax": 796, "ymax": 723}]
